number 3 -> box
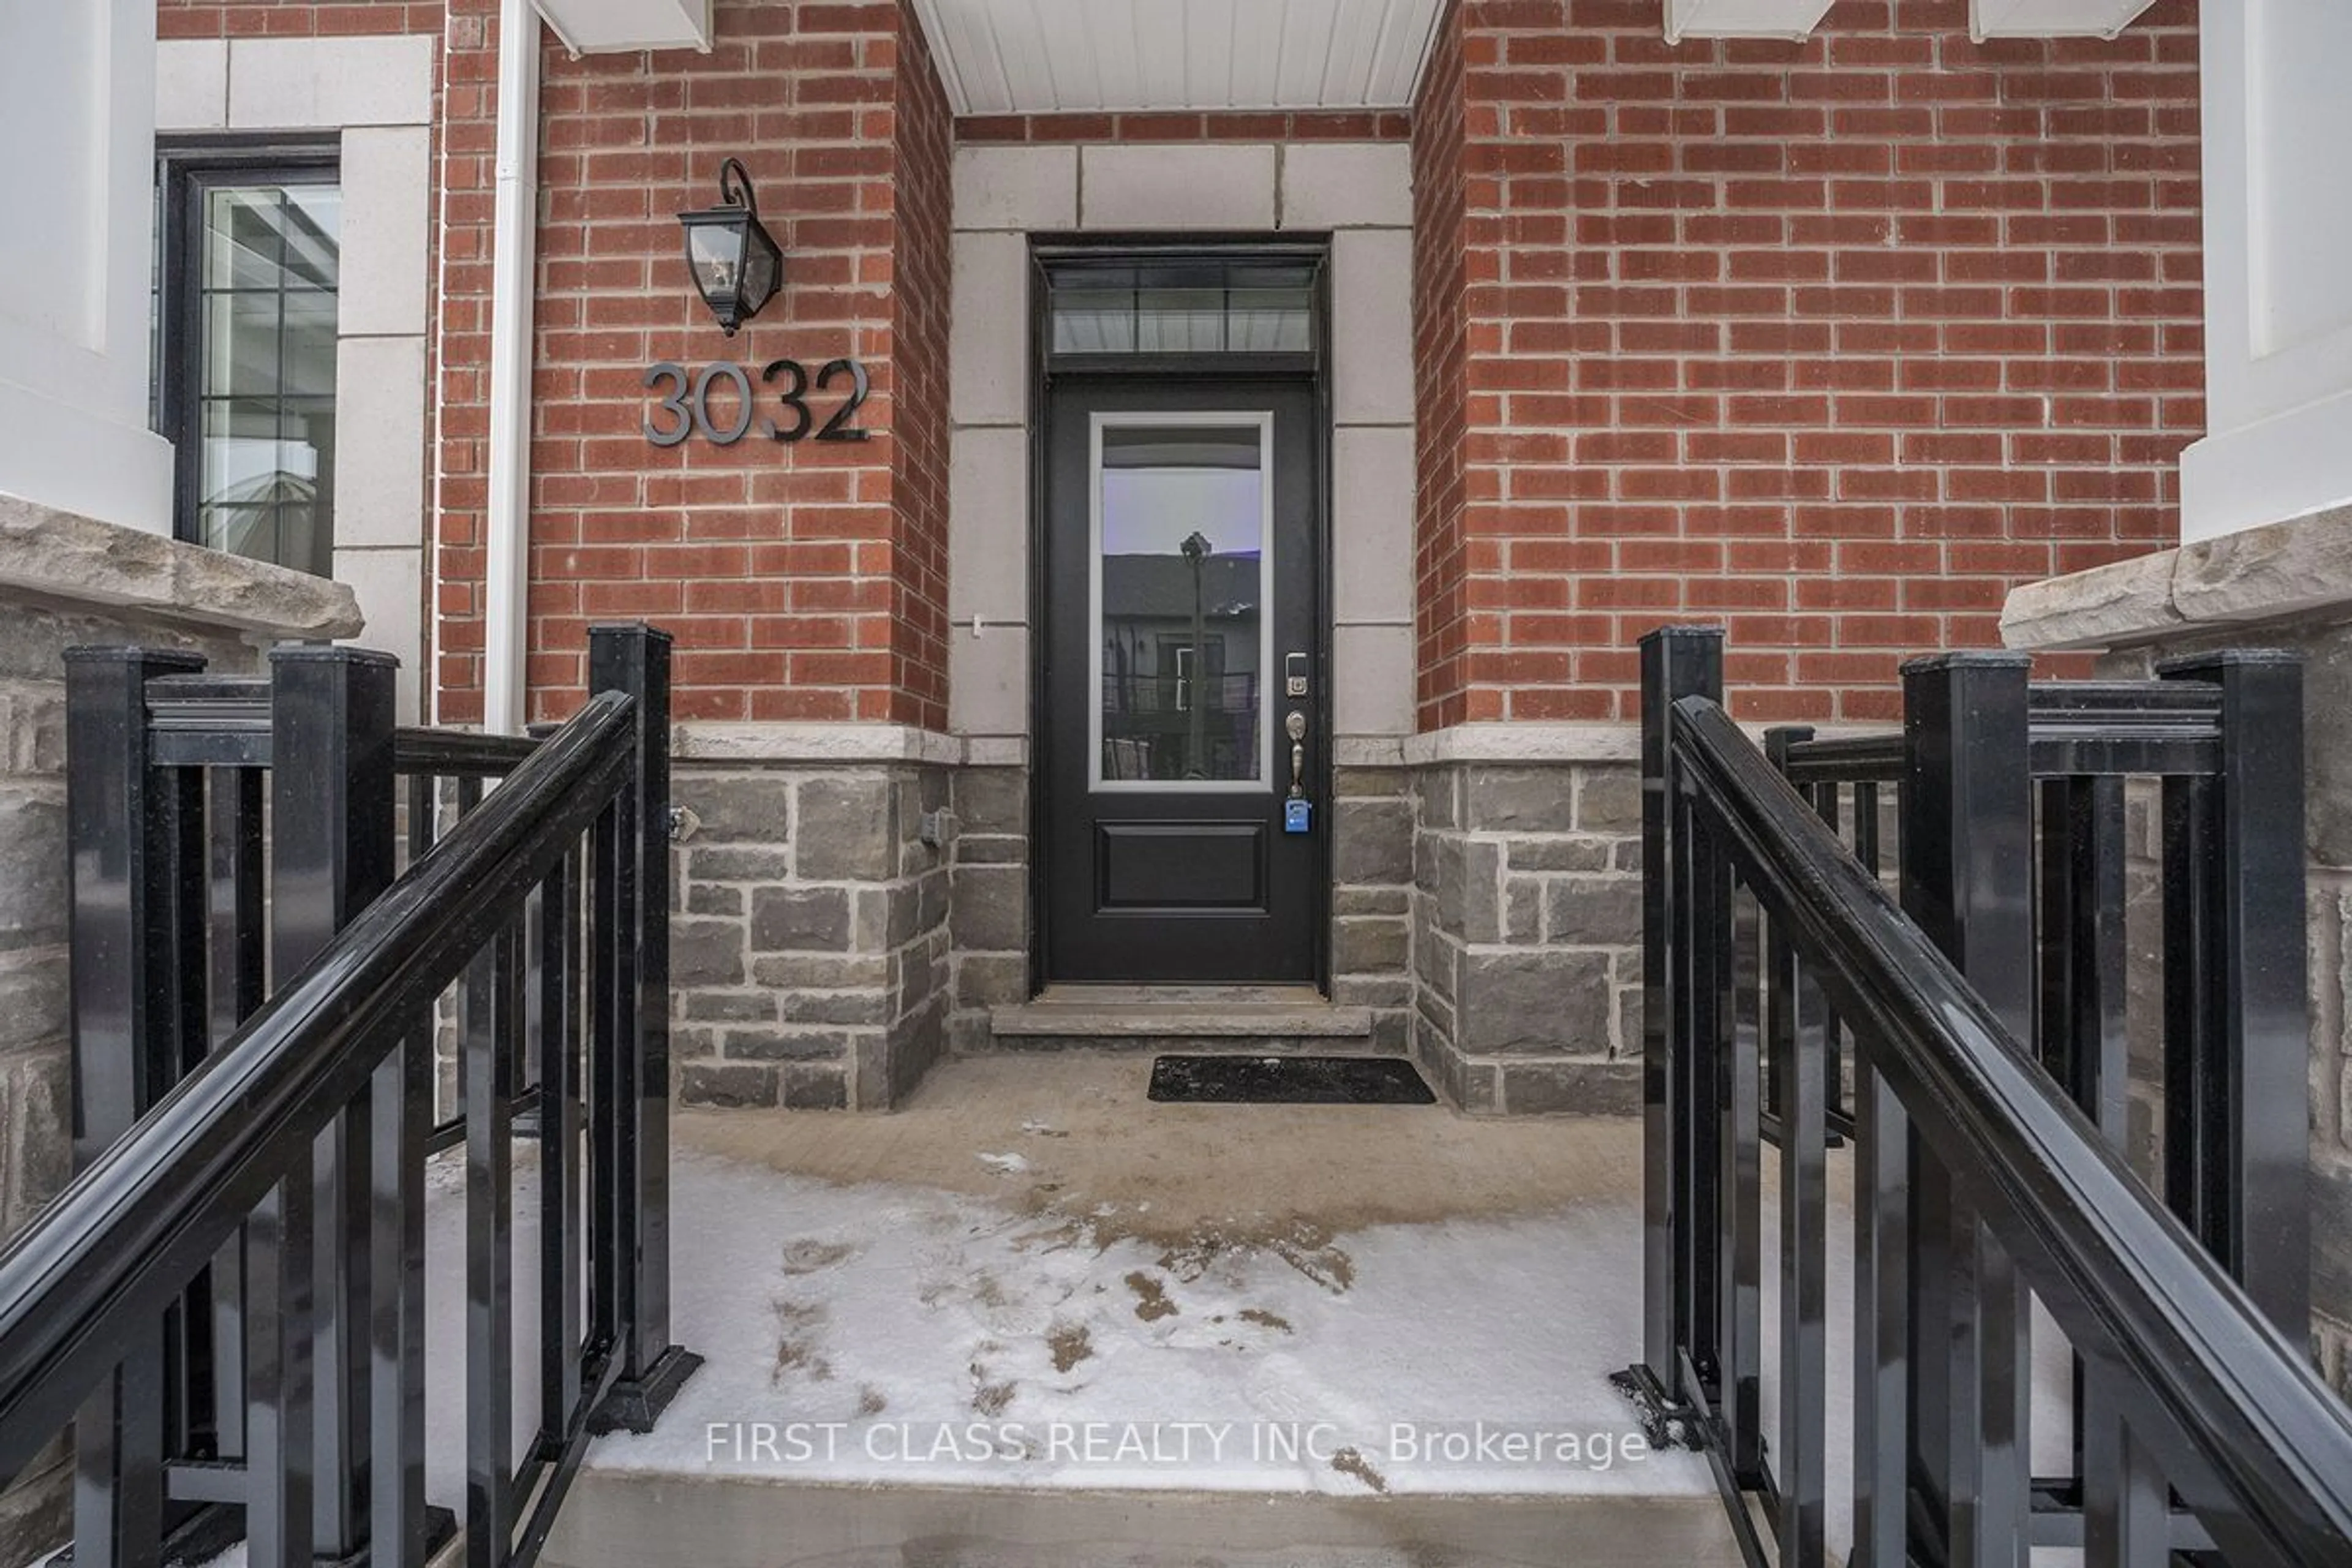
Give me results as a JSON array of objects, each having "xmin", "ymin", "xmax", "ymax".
[
  {"xmin": 763, "ymin": 358, "xmax": 811, "ymax": 442},
  {"xmin": 643, "ymin": 362, "xmax": 691, "ymax": 447}
]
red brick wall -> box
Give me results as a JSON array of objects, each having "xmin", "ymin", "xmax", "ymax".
[
  {"xmin": 1415, "ymin": 0, "xmax": 2202, "ymax": 726},
  {"xmin": 1412, "ymin": 0, "xmax": 1473, "ymax": 732},
  {"xmin": 415, "ymin": 0, "xmax": 957, "ymax": 726},
  {"xmin": 959, "ymin": 110, "xmax": 1410, "ymax": 143},
  {"xmin": 888, "ymin": 7, "xmax": 954, "ymax": 729},
  {"xmin": 162, "ymin": 0, "xmax": 949, "ymax": 728},
  {"xmin": 432, "ymin": 0, "xmax": 496, "ymax": 722}
]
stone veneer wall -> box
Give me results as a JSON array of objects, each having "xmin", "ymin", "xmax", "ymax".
[
  {"xmin": 2003, "ymin": 510, "xmax": 2352, "ymax": 1398},
  {"xmin": 0, "ymin": 498, "xmax": 361, "ymax": 1566},
  {"xmin": 1409, "ymin": 757, "xmax": 1644, "ymax": 1115},
  {"xmin": 944, "ymin": 765, "xmax": 1026, "ymax": 1052},
  {"xmin": 668, "ymin": 761, "xmax": 952, "ymax": 1111},
  {"xmin": 1333, "ymin": 766, "xmax": 1415, "ymax": 1056}
]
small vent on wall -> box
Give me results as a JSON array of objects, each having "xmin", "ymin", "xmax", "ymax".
[
  {"xmin": 1969, "ymin": 0, "xmax": 2158, "ymax": 40},
  {"xmin": 1662, "ymin": 0, "xmax": 1837, "ymax": 43}
]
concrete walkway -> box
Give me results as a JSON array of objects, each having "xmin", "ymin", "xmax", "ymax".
[{"xmin": 548, "ymin": 1055, "xmax": 1733, "ymax": 1568}]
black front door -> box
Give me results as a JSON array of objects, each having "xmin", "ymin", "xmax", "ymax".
[{"xmin": 1041, "ymin": 375, "xmax": 1322, "ymax": 984}]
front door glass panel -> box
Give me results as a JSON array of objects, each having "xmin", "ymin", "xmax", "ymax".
[{"xmin": 1091, "ymin": 415, "xmax": 1271, "ymax": 790}]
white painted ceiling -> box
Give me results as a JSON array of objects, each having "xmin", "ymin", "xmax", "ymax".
[{"xmin": 907, "ymin": 0, "xmax": 1450, "ymax": 116}]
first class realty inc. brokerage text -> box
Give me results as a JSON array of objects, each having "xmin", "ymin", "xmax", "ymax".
[{"xmin": 703, "ymin": 1420, "xmax": 1654, "ymax": 1472}]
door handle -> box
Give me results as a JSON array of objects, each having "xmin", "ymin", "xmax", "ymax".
[{"xmin": 1284, "ymin": 709, "xmax": 1313, "ymax": 834}]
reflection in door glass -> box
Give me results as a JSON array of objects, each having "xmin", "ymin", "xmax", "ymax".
[{"xmin": 1096, "ymin": 422, "xmax": 1266, "ymax": 785}]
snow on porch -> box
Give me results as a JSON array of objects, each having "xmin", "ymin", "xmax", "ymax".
[{"xmin": 590, "ymin": 1055, "xmax": 1712, "ymax": 1501}]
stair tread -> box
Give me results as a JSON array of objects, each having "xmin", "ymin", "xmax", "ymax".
[{"xmin": 993, "ymin": 984, "xmax": 1373, "ymax": 1037}]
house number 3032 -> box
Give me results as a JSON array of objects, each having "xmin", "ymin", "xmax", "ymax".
[{"xmin": 641, "ymin": 358, "xmax": 873, "ymax": 448}]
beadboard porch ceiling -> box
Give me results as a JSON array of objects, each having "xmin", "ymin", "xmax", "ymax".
[{"xmin": 905, "ymin": 0, "xmax": 1450, "ymax": 116}]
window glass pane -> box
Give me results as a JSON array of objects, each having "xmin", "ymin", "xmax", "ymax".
[
  {"xmin": 1047, "ymin": 260, "xmax": 1315, "ymax": 358},
  {"xmin": 281, "ymin": 187, "xmax": 342, "ymax": 288},
  {"xmin": 1134, "ymin": 288, "xmax": 1224, "ymax": 353},
  {"xmin": 202, "ymin": 502, "xmax": 274, "ymax": 560},
  {"xmin": 205, "ymin": 292, "xmax": 285, "ymax": 398},
  {"xmin": 206, "ymin": 189, "xmax": 285, "ymax": 290},
  {"xmin": 281, "ymin": 290, "xmax": 339, "ymax": 396},
  {"xmin": 200, "ymin": 396, "xmax": 285, "ymax": 508},
  {"xmin": 187, "ymin": 175, "xmax": 339, "ymax": 575},
  {"xmin": 1096, "ymin": 422, "xmax": 1267, "ymax": 786},
  {"xmin": 1050, "ymin": 288, "xmax": 1137, "ymax": 355}
]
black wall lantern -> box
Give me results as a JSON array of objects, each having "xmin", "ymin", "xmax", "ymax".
[{"xmin": 678, "ymin": 157, "xmax": 783, "ymax": 336}]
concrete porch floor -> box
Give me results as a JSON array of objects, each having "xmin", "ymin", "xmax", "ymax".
[{"xmin": 548, "ymin": 1054, "xmax": 1736, "ymax": 1567}]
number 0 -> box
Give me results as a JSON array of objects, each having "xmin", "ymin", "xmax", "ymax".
[{"xmin": 692, "ymin": 361, "xmax": 756, "ymax": 446}]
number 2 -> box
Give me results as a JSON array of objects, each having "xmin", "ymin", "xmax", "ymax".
[{"xmin": 813, "ymin": 358, "xmax": 872, "ymax": 442}]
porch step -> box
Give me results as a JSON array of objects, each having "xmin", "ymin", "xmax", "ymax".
[
  {"xmin": 541, "ymin": 1474, "xmax": 1742, "ymax": 1568},
  {"xmin": 987, "ymin": 984, "xmax": 1376, "ymax": 1053}
]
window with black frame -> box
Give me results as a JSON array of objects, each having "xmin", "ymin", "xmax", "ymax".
[{"xmin": 155, "ymin": 146, "xmax": 342, "ymax": 578}]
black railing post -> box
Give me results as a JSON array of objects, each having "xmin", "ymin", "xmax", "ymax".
[
  {"xmin": 1761, "ymin": 726, "xmax": 1813, "ymax": 1136},
  {"xmin": 1901, "ymin": 652, "xmax": 2035, "ymax": 1567},
  {"xmin": 586, "ymin": 624, "xmax": 698, "ymax": 1430},
  {"xmin": 266, "ymin": 646, "xmax": 398, "ymax": 1561},
  {"xmin": 1763, "ymin": 728, "xmax": 1827, "ymax": 1562},
  {"xmin": 64, "ymin": 646, "xmax": 208, "ymax": 1567},
  {"xmin": 2037, "ymin": 767, "xmax": 2140, "ymax": 1531},
  {"xmin": 1630, "ymin": 627, "xmax": 1723, "ymax": 1424},
  {"xmin": 2157, "ymin": 650, "xmax": 2309, "ymax": 1340}
]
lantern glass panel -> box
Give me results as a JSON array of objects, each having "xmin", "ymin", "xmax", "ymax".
[
  {"xmin": 686, "ymin": 219, "xmax": 748, "ymax": 311},
  {"xmin": 740, "ymin": 235, "xmax": 780, "ymax": 316}
]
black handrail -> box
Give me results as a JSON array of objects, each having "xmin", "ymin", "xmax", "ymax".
[
  {"xmin": 1672, "ymin": 693, "xmax": 2352, "ymax": 1565},
  {"xmin": 1773, "ymin": 677, "xmax": 2228, "ymax": 786},
  {"xmin": 1629, "ymin": 626, "xmax": 2345, "ymax": 1568},
  {"xmin": 0, "ymin": 694, "xmax": 634, "ymax": 1481},
  {"xmin": 40, "ymin": 625, "xmax": 695, "ymax": 1568}
]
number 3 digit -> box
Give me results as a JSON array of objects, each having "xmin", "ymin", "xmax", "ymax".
[
  {"xmin": 643, "ymin": 362, "xmax": 691, "ymax": 447},
  {"xmin": 764, "ymin": 358, "xmax": 812, "ymax": 442}
]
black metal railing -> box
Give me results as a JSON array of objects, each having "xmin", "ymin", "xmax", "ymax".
[
  {"xmin": 1620, "ymin": 626, "xmax": 2352, "ymax": 1567},
  {"xmin": 3, "ymin": 623, "xmax": 696, "ymax": 1568}
]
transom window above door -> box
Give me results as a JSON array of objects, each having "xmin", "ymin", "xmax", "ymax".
[{"xmin": 1044, "ymin": 256, "xmax": 1319, "ymax": 361}]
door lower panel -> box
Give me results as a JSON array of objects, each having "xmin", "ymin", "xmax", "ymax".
[{"xmin": 1096, "ymin": 821, "xmax": 1268, "ymax": 912}]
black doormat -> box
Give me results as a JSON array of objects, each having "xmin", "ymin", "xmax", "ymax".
[{"xmin": 1147, "ymin": 1054, "xmax": 1438, "ymax": 1106}]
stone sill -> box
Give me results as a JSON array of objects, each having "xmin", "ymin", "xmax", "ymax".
[
  {"xmin": 677, "ymin": 723, "xmax": 968, "ymax": 766},
  {"xmin": 0, "ymin": 490, "xmax": 361, "ymax": 641},
  {"xmin": 1373, "ymin": 720, "xmax": 1891, "ymax": 769},
  {"xmin": 2002, "ymin": 503, "xmax": 2352, "ymax": 652}
]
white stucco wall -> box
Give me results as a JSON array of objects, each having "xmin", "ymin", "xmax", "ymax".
[
  {"xmin": 944, "ymin": 139, "xmax": 1417, "ymax": 753},
  {"xmin": 2179, "ymin": 1, "xmax": 2352, "ymax": 543},
  {"xmin": 0, "ymin": 0, "xmax": 177, "ymax": 533}
]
